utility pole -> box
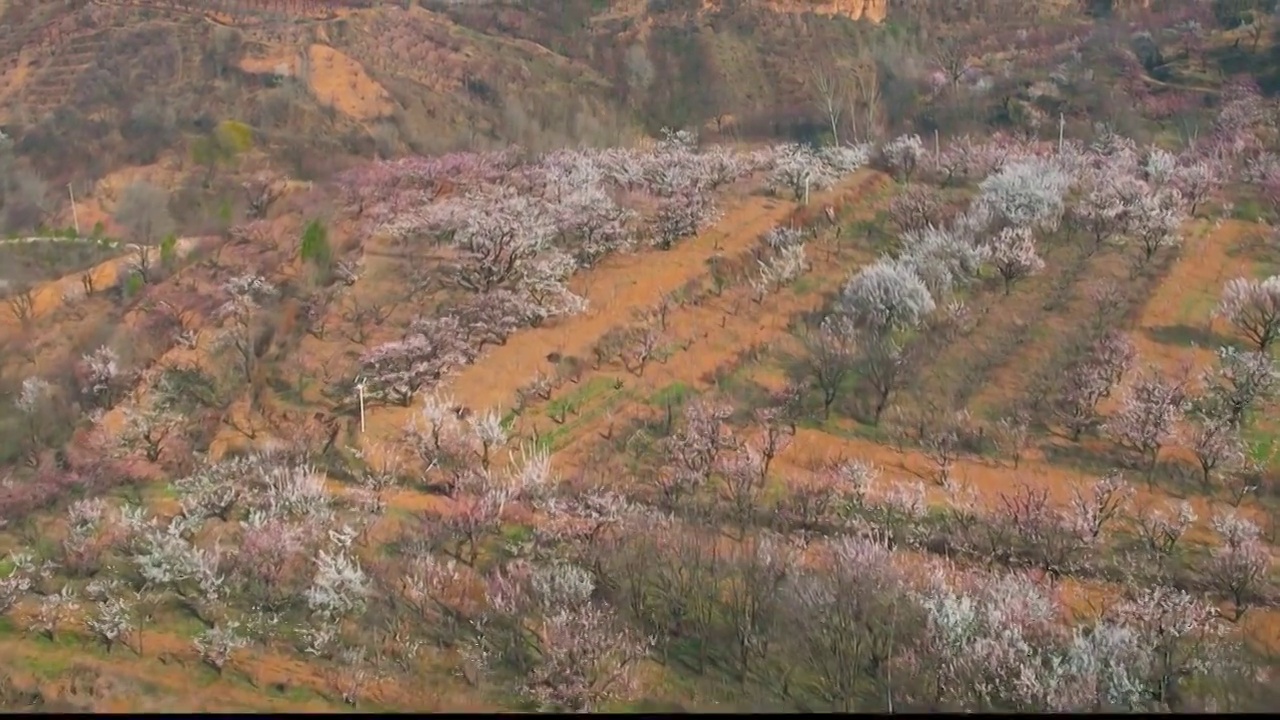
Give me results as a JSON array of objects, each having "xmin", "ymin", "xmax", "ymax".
[
  {"xmin": 67, "ymin": 183, "xmax": 81, "ymax": 236},
  {"xmin": 355, "ymin": 376, "xmax": 367, "ymax": 434},
  {"xmin": 803, "ymin": 174, "xmax": 810, "ymax": 206},
  {"xmin": 1058, "ymin": 113, "xmax": 1065, "ymax": 154},
  {"xmin": 935, "ymin": 128, "xmax": 941, "ymax": 162}
]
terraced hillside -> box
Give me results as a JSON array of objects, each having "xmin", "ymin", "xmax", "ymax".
[{"xmin": 3, "ymin": 0, "xmax": 1280, "ymax": 713}]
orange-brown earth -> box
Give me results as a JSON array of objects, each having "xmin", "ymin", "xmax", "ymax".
[
  {"xmin": 3, "ymin": 162, "xmax": 1280, "ymax": 709},
  {"xmin": 349, "ymin": 171, "xmax": 888, "ymax": 458}
]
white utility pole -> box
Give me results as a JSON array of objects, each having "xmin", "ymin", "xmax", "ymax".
[
  {"xmin": 934, "ymin": 128, "xmax": 941, "ymax": 162},
  {"xmin": 803, "ymin": 174, "xmax": 810, "ymax": 206},
  {"xmin": 1058, "ymin": 113, "xmax": 1065, "ymax": 154},
  {"xmin": 67, "ymin": 183, "xmax": 81, "ymax": 236},
  {"xmin": 355, "ymin": 376, "xmax": 367, "ymax": 434}
]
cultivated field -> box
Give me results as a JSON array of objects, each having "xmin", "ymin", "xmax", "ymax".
[{"xmin": 2, "ymin": 4, "xmax": 1280, "ymax": 713}]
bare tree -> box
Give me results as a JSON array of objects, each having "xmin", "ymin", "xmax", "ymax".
[
  {"xmin": 934, "ymin": 36, "xmax": 974, "ymax": 90},
  {"xmin": 114, "ymin": 181, "xmax": 176, "ymax": 251},
  {"xmin": 1, "ymin": 169, "xmax": 49, "ymax": 234},
  {"xmin": 812, "ymin": 64, "xmax": 845, "ymax": 145},
  {"xmin": 622, "ymin": 322, "xmax": 664, "ymax": 378},
  {"xmin": 858, "ymin": 334, "xmax": 913, "ymax": 425},
  {"xmin": 243, "ymin": 173, "xmax": 285, "ymax": 219},
  {"xmin": 923, "ymin": 422, "xmax": 960, "ymax": 487},
  {"xmin": 6, "ymin": 283, "xmax": 35, "ymax": 325},
  {"xmin": 801, "ymin": 314, "xmax": 860, "ymax": 419},
  {"xmin": 848, "ymin": 57, "xmax": 882, "ymax": 143},
  {"xmin": 724, "ymin": 535, "xmax": 791, "ymax": 684}
]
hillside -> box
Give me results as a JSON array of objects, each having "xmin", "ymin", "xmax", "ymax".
[
  {"xmin": 0, "ymin": 0, "xmax": 1117, "ymax": 234},
  {"xmin": 0, "ymin": 2, "xmax": 891, "ymax": 216},
  {"xmin": 5, "ymin": 0, "xmax": 1280, "ymax": 713}
]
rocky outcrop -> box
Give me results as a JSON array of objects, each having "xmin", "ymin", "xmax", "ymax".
[
  {"xmin": 732, "ymin": 0, "xmax": 890, "ymax": 22},
  {"xmin": 757, "ymin": 1, "xmax": 889, "ymax": 23}
]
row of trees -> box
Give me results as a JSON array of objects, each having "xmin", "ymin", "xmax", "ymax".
[
  {"xmin": 1, "ymin": 397, "xmax": 1270, "ymax": 712},
  {"xmin": 795, "ymin": 74, "xmax": 1275, "ymax": 432},
  {"xmin": 341, "ymin": 131, "xmax": 871, "ymax": 406},
  {"xmin": 3, "ymin": 66, "xmax": 1279, "ymax": 712}
]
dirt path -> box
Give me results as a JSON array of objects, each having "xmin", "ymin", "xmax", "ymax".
[
  {"xmin": 527, "ymin": 174, "xmax": 892, "ymax": 469},
  {"xmin": 1129, "ymin": 219, "xmax": 1263, "ymax": 374},
  {"xmin": 359, "ymin": 170, "xmax": 883, "ymax": 443},
  {"xmin": 966, "ymin": 243, "xmax": 1132, "ymax": 417},
  {"xmin": 913, "ymin": 236, "xmax": 1091, "ymax": 416},
  {"xmin": 0, "ymin": 238, "xmax": 198, "ymax": 333},
  {"xmin": 515, "ymin": 195, "xmax": 1272, "ymax": 542},
  {"xmin": 0, "ymin": 622, "xmax": 492, "ymax": 713}
]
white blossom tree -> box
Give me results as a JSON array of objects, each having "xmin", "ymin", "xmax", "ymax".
[
  {"xmin": 878, "ymin": 134, "xmax": 927, "ymax": 181},
  {"xmin": 1216, "ymin": 275, "xmax": 1280, "ymax": 352},
  {"xmin": 979, "ymin": 158, "xmax": 1072, "ymax": 231},
  {"xmin": 838, "ymin": 259, "xmax": 936, "ymax": 337}
]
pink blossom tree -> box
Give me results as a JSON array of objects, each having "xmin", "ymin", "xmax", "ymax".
[
  {"xmin": 652, "ymin": 190, "xmax": 718, "ymax": 250},
  {"xmin": 472, "ymin": 561, "xmax": 650, "ymax": 711},
  {"xmin": 1128, "ymin": 187, "xmax": 1185, "ymax": 266},
  {"xmin": 1068, "ymin": 177, "xmax": 1135, "ymax": 251},
  {"xmin": 768, "ymin": 144, "xmax": 837, "ymax": 200},
  {"xmin": 77, "ymin": 345, "xmax": 124, "ymax": 411},
  {"xmin": 1105, "ymin": 586, "xmax": 1230, "ymax": 709},
  {"xmin": 656, "ymin": 398, "xmax": 739, "ymax": 510},
  {"xmin": 1185, "ymin": 413, "xmax": 1247, "ymax": 489},
  {"xmin": 782, "ymin": 535, "xmax": 912, "ymax": 712},
  {"xmin": 1105, "ymin": 365, "xmax": 1189, "ymax": 481},
  {"xmin": 551, "ymin": 184, "xmax": 635, "ymax": 267},
  {"xmin": 931, "ymin": 134, "xmax": 1003, "ymax": 186},
  {"xmin": 1215, "ymin": 275, "xmax": 1280, "ymax": 352},
  {"xmin": 1199, "ymin": 346, "xmax": 1277, "ymax": 427},
  {"xmin": 1055, "ymin": 331, "xmax": 1137, "ymax": 441},
  {"xmin": 1133, "ymin": 500, "xmax": 1197, "ymax": 578},
  {"xmin": 424, "ymin": 188, "xmax": 556, "ymax": 294},
  {"xmin": 986, "ymin": 226, "xmax": 1046, "ymax": 295},
  {"xmin": 917, "ymin": 570, "xmax": 1067, "ymax": 711},
  {"xmin": 800, "ymin": 314, "xmax": 861, "ymax": 419},
  {"xmin": 1205, "ymin": 511, "xmax": 1273, "ymax": 621},
  {"xmin": 1066, "ymin": 470, "xmax": 1135, "ymax": 545},
  {"xmin": 1171, "ymin": 161, "xmax": 1220, "ymax": 217},
  {"xmin": 888, "ymin": 184, "xmax": 945, "ymax": 235},
  {"xmin": 214, "ymin": 273, "xmax": 278, "ymax": 384},
  {"xmin": 879, "ymin": 134, "xmax": 927, "ymax": 182},
  {"xmin": 358, "ymin": 317, "xmax": 468, "ymax": 406}
]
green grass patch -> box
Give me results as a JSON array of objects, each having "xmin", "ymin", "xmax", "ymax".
[
  {"xmin": 161, "ymin": 609, "xmax": 214, "ymax": 640},
  {"xmin": 192, "ymin": 662, "xmax": 224, "ymax": 688},
  {"xmin": 30, "ymin": 629, "xmax": 91, "ymax": 653},
  {"xmin": 501, "ymin": 523, "xmax": 534, "ymax": 545},
  {"xmin": 1177, "ymin": 290, "xmax": 1216, "ymax": 326},
  {"xmin": 845, "ymin": 214, "xmax": 895, "ymax": 253},
  {"xmin": 791, "ymin": 275, "xmax": 818, "ymax": 295},
  {"xmin": 23, "ymin": 647, "xmax": 75, "ymax": 679},
  {"xmin": 532, "ymin": 387, "xmax": 632, "ymax": 453},
  {"xmin": 649, "ymin": 381, "xmax": 694, "ymax": 409},
  {"xmin": 1231, "ymin": 197, "xmax": 1268, "ymax": 223},
  {"xmin": 154, "ymin": 483, "xmax": 180, "ymax": 500},
  {"xmin": 1253, "ymin": 259, "xmax": 1280, "ymax": 279},
  {"xmin": 1243, "ymin": 424, "xmax": 1280, "ymax": 466},
  {"xmin": 268, "ymin": 681, "xmax": 327, "ymax": 704},
  {"xmin": 810, "ymin": 416, "xmax": 894, "ymax": 444},
  {"xmin": 544, "ymin": 375, "xmax": 618, "ymax": 422}
]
